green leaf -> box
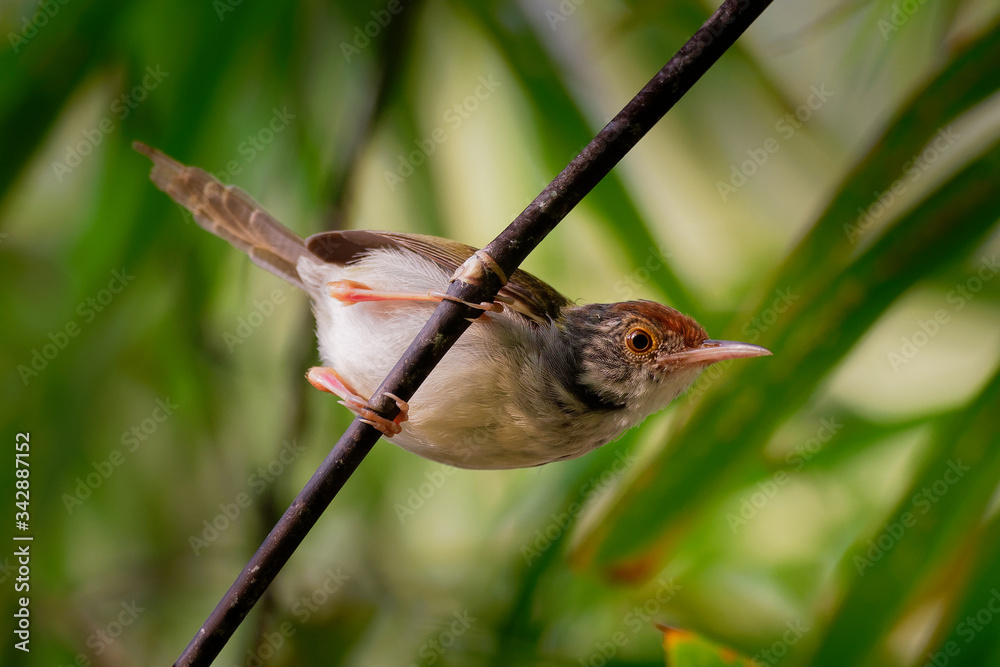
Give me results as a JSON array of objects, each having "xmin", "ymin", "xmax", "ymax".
[
  {"xmin": 811, "ymin": 365, "xmax": 1000, "ymax": 665},
  {"xmin": 660, "ymin": 624, "xmax": 755, "ymax": 667},
  {"xmin": 577, "ymin": 18, "xmax": 1000, "ymax": 574}
]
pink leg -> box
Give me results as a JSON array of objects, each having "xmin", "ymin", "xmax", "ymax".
[
  {"xmin": 306, "ymin": 367, "xmax": 409, "ymax": 437},
  {"xmin": 327, "ymin": 280, "xmax": 504, "ymax": 314}
]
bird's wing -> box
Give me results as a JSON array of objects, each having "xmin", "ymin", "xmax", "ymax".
[{"xmin": 305, "ymin": 230, "xmax": 570, "ymax": 324}]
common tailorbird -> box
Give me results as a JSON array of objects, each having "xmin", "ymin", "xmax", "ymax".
[{"xmin": 135, "ymin": 142, "xmax": 771, "ymax": 469}]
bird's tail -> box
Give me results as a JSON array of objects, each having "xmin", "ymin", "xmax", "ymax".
[{"xmin": 133, "ymin": 141, "xmax": 309, "ymax": 290}]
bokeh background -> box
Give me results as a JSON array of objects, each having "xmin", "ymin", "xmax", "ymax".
[{"xmin": 3, "ymin": 0, "xmax": 1000, "ymax": 665}]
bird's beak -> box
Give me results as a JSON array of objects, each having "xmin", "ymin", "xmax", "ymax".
[{"xmin": 667, "ymin": 339, "xmax": 772, "ymax": 366}]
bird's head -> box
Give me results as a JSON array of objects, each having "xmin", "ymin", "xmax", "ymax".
[{"xmin": 564, "ymin": 300, "xmax": 771, "ymax": 417}]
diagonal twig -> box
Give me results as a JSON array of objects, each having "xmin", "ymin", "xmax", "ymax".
[
  {"xmin": 241, "ymin": 5, "xmax": 426, "ymax": 658},
  {"xmin": 174, "ymin": 1, "xmax": 774, "ymax": 663}
]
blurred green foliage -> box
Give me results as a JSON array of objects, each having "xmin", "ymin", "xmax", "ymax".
[{"xmin": 2, "ymin": 1, "xmax": 1000, "ymax": 666}]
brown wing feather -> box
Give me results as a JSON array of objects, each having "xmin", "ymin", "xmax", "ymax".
[
  {"xmin": 137, "ymin": 144, "xmax": 569, "ymax": 319},
  {"xmin": 306, "ymin": 230, "xmax": 570, "ymax": 323}
]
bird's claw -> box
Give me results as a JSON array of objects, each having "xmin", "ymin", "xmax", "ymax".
[
  {"xmin": 430, "ymin": 291, "xmax": 504, "ymax": 314},
  {"xmin": 307, "ymin": 367, "xmax": 409, "ymax": 439}
]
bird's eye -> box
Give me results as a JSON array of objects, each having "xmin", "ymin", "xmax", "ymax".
[{"xmin": 625, "ymin": 328, "xmax": 655, "ymax": 354}]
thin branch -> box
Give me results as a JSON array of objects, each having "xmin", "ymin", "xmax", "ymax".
[
  {"xmin": 240, "ymin": 4, "xmax": 426, "ymax": 657},
  {"xmin": 174, "ymin": 1, "xmax": 774, "ymax": 664}
]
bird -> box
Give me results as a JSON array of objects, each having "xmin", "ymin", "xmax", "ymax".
[{"xmin": 134, "ymin": 141, "xmax": 771, "ymax": 470}]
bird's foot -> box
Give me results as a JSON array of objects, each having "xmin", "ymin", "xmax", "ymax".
[
  {"xmin": 326, "ymin": 280, "xmax": 506, "ymax": 318},
  {"xmin": 306, "ymin": 367, "xmax": 409, "ymax": 438}
]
